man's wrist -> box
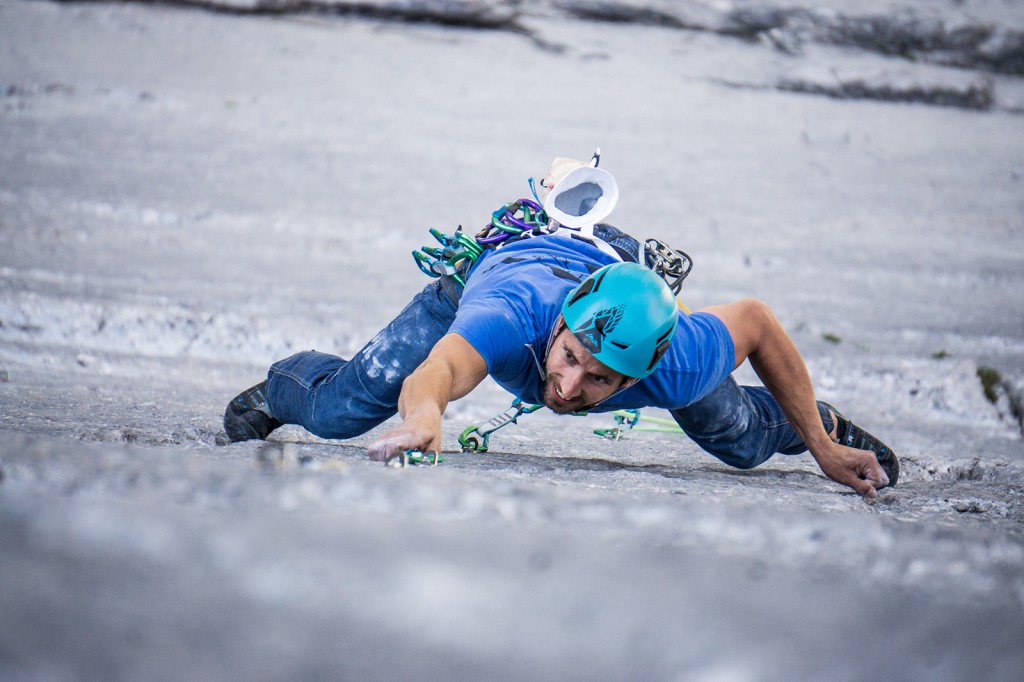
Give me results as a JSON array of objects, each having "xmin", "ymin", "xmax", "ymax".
[
  {"xmin": 402, "ymin": 402, "xmax": 443, "ymax": 424},
  {"xmin": 805, "ymin": 433, "xmax": 838, "ymax": 463}
]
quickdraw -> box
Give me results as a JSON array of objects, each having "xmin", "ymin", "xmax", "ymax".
[
  {"xmin": 384, "ymin": 405, "xmax": 681, "ymax": 465},
  {"xmin": 481, "ymin": 198, "xmax": 550, "ymax": 242},
  {"xmin": 459, "ymin": 403, "xmax": 683, "ymax": 453},
  {"xmin": 458, "ymin": 399, "xmax": 545, "ymax": 453},
  {"xmin": 412, "ymin": 199, "xmax": 550, "ymax": 285},
  {"xmin": 593, "ymin": 409, "xmax": 684, "ymax": 440},
  {"xmin": 411, "ymin": 226, "xmax": 483, "ymax": 286}
]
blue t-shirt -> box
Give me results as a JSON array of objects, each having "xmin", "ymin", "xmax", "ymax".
[{"xmin": 447, "ymin": 233, "xmax": 736, "ymax": 411}]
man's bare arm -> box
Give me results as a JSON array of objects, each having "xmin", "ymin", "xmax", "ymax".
[
  {"xmin": 367, "ymin": 333, "xmax": 488, "ymax": 461},
  {"xmin": 701, "ymin": 299, "xmax": 888, "ymax": 498}
]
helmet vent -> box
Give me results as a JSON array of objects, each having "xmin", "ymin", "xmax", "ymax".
[
  {"xmin": 646, "ymin": 339, "xmax": 672, "ymax": 373},
  {"xmin": 567, "ymin": 276, "xmax": 595, "ymax": 306}
]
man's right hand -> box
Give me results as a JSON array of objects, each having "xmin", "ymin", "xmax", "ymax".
[
  {"xmin": 367, "ymin": 333, "xmax": 489, "ymax": 463},
  {"xmin": 367, "ymin": 409, "xmax": 442, "ymax": 462}
]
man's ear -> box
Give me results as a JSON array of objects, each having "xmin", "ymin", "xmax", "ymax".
[
  {"xmin": 541, "ymin": 314, "xmax": 567, "ymax": 372},
  {"xmin": 548, "ymin": 314, "xmax": 567, "ymax": 348}
]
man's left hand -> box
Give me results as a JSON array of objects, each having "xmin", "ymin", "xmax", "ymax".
[{"xmin": 814, "ymin": 441, "xmax": 889, "ymax": 499}]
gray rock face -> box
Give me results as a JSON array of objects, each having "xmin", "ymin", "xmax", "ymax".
[{"xmin": 2, "ymin": 1, "xmax": 1023, "ymax": 680}]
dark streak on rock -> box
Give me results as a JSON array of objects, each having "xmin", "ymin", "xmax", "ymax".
[
  {"xmin": 558, "ymin": 2, "xmax": 1024, "ymax": 76},
  {"xmin": 822, "ymin": 16, "xmax": 1024, "ymax": 75},
  {"xmin": 778, "ymin": 76, "xmax": 994, "ymax": 110},
  {"xmin": 556, "ymin": 2, "xmax": 698, "ymax": 31},
  {"xmin": 56, "ymin": 0, "xmax": 523, "ymax": 30}
]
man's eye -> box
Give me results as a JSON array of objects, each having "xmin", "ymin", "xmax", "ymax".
[{"xmin": 564, "ymin": 349, "xmax": 576, "ymax": 364}]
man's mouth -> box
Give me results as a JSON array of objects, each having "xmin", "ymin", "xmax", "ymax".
[{"xmin": 544, "ymin": 378, "xmax": 581, "ymax": 413}]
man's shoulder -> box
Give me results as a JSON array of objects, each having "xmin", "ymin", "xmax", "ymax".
[
  {"xmin": 449, "ymin": 291, "xmax": 535, "ymax": 381},
  {"xmin": 667, "ymin": 311, "xmax": 734, "ymax": 362},
  {"xmin": 470, "ymin": 236, "xmax": 604, "ymax": 289}
]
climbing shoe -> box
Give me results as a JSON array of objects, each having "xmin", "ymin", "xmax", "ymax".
[
  {"xmin": 823, "ymin": 403, "xmax": 899, "ymax": 488},
  {"xmin": 224, "ymin": 381, "xmax": 282, "ymax": 442}
]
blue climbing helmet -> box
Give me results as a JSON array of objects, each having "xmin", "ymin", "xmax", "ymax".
[{"xmin": 561, "ymin": 262, "xmax": 679, "ymax": 378}]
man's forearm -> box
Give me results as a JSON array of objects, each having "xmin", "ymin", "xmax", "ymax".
[
  {"xmin": 367, "ymin": 361, "xmax": 450, "ymax": 460},
  {"xmin": 368, "ymin": 334, "xmax": 488, "ymax": 461},
  {"xmin": 704, "ymin": 299, "xmax": 886, "ymax": 496},
  {"xmin": 745, "ymin": 304, "xmax": 833, "ymax": 457},
  {"xmin": 397, "ymin": 358, "xmax": 454, "ymax": 423},
  {"xmin": 395, "ymin": 333, "xmax": 489, "ymax": 429}
]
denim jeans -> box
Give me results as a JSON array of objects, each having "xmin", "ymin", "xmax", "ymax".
[
  {"xmin": 266, "ymin": 277, "xmax": 462, "ymax": 440},
  {"xmin": 265, "ymin": 276, "xmax": 835, "ymax": 469},
  {"xmin": 670, "ymin": 379, "xmax": 835, "ymax": 469}
]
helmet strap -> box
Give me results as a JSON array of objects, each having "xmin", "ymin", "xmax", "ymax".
[{"xmin": 542, "ymin": 315, "xmax": 566, "ymax": 371}]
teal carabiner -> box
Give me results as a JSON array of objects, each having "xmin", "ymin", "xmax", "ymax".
[
  {"xmin": 594, "ymin": 410, "xmax": 683, "ymax": 440},
  {"xmin": 386, "ymin": 449, "xmax": 444, "ymax": 468}
]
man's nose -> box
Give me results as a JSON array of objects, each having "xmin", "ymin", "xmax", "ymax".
[{"xmin": 560, "ymin": 369, "xmax": 584, "ymax": 398}]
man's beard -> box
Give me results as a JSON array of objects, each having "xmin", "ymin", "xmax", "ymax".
[{"xmin": 541, "ymin": 375, "xmax": 587, "ymax": 415}]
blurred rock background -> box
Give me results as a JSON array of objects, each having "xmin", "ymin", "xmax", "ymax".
[{"xmin": 1, "ymin": 1, "xmax": 1022, "ymax": 679}]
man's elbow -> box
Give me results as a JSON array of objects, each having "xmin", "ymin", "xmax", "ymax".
[
  {"xmin": 742, "ymin": 298, "xmax": 776, "ymax": 326},
  {"xmin": 729, "ymin": 298, "xmax": 779, "ymax": 365}
]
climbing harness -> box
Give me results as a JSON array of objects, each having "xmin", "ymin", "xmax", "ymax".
[{"xmin": 413, "ymin": 200, "xmax": 694, "ymax": 304}]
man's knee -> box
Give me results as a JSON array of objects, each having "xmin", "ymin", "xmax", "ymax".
[
  {"xmin": 675, "ymin": 398, "xmax": 751, "ymax": 446},
  {"xmin": 695, "ymin": 441, "xmax": 767, "ymax": 470},
  {"xmin": 674, "ymin": 405, "xmax": 771, "ymax": 469},
  {"xmin": 302, "ymin": 410, "xmax": 378, "ymax": 440}
]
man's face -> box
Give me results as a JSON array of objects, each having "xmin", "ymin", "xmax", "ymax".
[{"xmin": 542, "ymin": 326, "xmax": 631, "ymax": 414}]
